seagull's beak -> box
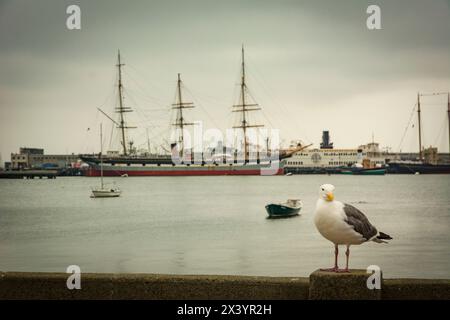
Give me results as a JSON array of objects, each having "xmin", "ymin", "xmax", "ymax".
[{"xmin": 326, "ymin": 192, "xmax": 334, "ymax": 201}]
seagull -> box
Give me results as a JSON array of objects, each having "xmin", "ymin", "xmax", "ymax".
[{"xmin": 314, "ymin": 184, "xmax": 392, "ymax": 272}]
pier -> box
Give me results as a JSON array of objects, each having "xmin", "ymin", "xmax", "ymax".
[
  {"xmin": 0, "ymin": 170, "xmax": 57, "ymax": 179},
  {"xmin": 0, "ymin": 270, "xmax": 448, "ymax": 300}
]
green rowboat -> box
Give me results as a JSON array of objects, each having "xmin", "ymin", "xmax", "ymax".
[{"xmin": 265, "ymin": 199, "xmax": 302, "ymax": 218}]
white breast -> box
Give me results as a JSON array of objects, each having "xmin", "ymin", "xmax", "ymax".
[{"xmin": 314, "ymin": 199, "xmax": 365, "ymax": 245}]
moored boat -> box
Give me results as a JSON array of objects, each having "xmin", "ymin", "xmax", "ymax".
[
  {"xmin": 83, "ymin": 161, "xmax": 284, "ymax": 176},
  {"xmin": 90, "ymin": 124, "xmax": 122, "ymax": 198},
  {"xmin": 91, "ymin": 187, "xmax": 121, "ymax": 198},
  {"xmin": 340, "ymin": 167, "xmax": 386, "ymax": 175},
  {"xmin": 265, "ymin": 199, "xmax": 302, "ymax": 218},
  {"xmin": 386, "ymin": 161, "xmax": 450, "ymax": 174},
  {"xmin": 386, "ymin": 92, "xmax": 450, "ymax": 174}
]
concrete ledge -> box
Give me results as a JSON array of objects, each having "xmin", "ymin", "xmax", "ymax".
[
  {"xmin": 309, "ymin": 269, "xmax": 381, "ymax": 300},
  {"xmin": 0, "ymin": 272, "xmax": 309, "ymax": 300},
  {"xmin": 0, "ymin": 271, "xmax": 449, "ymax": 300},
  {"xmin": 383, "ymin": 279, "xmax": 450, "ymax": 300}
]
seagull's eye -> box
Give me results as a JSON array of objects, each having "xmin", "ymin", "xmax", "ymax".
[{"xmin": 321, "ymin": 188, "xmax": 324, "ymax": 191}]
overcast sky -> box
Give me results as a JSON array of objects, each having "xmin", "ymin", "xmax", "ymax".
[{"xmin": 0, "ymin": 0, "xmax": 449, "ymax": 162}]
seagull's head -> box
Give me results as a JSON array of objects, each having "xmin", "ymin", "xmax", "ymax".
[{"xmin": 319, "ymin": 184, "xmax": 335, "ymax": 202}]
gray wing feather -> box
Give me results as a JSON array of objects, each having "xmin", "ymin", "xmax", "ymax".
[{"xmin": 343, "ymin": 204, "xmax": 378, "ymax": 241}]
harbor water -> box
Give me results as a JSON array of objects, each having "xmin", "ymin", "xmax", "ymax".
[{"xmin": 0, "ymin": 175, "xmax": 449, "ymax": 279}]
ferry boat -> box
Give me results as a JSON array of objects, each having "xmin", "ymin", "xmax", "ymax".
[{"xmin": 283, "ymin": 132, "xmax": 387, "ymax": 174}]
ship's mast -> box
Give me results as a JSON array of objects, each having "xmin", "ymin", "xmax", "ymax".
[
  {"xmin": 116, "ymin": 50, "xmax": 135, "ymax": 155},
  {"xmin": 146, "ymin": 128, "xmax": 151, "ymax": 154},
  {"xmin": 448, "ymin": 92, "xmax": 450, "ymax": 154},
  {"xmin": 417, "ymin": 93, "xmax": 423, "ymax": 162},
  {"xmin": 232, "ymin": 45, "xmax": 264, "ymax": 162},
  {"xmin": 416, "ymin": 91, "xmax": 450, "ymax": 159},
  {"xmin": 100, "ymin": 123, "xmax": 104, "ymax": 189},
  {"xmin": 172, "ymin": 73, "xmax": 195, "ymax": 158}
]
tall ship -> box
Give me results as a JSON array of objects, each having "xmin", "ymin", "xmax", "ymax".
[
  {"xmin": 80, "ymin": 48, "xmax": 307, "ymax": 176},
  {"xmin": 386, "ymin": 92, "xmax": 450, "ymax": 174}
]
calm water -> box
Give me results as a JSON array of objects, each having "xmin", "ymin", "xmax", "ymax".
[{"xmin": 0, "ymin": 175, "xmax": 449, "ymax": 279}]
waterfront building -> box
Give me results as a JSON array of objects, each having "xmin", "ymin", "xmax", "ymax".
[
  {"xmin": 10, "ymin": 148, "xmax": 79, "ymax": 169},
  {"xmin": 10, "ymin": 153, "xmax": 29, "ymax": 170}
]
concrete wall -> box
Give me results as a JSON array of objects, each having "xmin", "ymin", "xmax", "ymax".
[{"xmin": 0, "ymin": 271, "xmax": 449, "ymax": 300}]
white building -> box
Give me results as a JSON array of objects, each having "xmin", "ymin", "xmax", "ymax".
[{"xmin": 10, "ymin": 147, "xmax": 79, "ymax": 169}]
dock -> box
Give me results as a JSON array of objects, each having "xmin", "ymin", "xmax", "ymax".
[{"xmin": 0, "ymin": 170, "xmax": 57, "ymax": 179}]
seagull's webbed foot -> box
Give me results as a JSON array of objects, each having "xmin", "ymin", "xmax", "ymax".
[
  {"xmin": 320, "ymin": 267, "xmax": 339, "ymax": 272},
  {"xmin": 320, "ymin": 267, "xmax": 350, "ymax": 273}
]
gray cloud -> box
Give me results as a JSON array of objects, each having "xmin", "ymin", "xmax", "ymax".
[{"xmin": 0, "ymin": 0, "xmax": 449, "ymax": 162}]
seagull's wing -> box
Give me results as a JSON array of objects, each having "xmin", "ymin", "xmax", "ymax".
[{"xmin": 342, "ymin": 203, "xmax": 378, "ymax": 241}]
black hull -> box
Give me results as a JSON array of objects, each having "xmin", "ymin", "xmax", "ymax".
[
  {"xmin": 80, "ymin": 155, "xmax": 173, "ymax": 165},
  {"xmin": 265, "ymin": 204, "xmax": 301, "ymax": 218},
  {"xmin": 80, "ymin": 154, "xmax": 284, "ymax": 166},
  {"xmin": 387, "ymin": 162, "xmax": 450, "ymax": 174},
  {"xmin": 283, "ymin": 167, "xmax": 344, "ymax": 175}
]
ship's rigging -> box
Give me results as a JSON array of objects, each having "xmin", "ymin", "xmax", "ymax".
[
  {"xmin": 171, "ymin": 74, "xmax": 196, "ymax": 158},
  {"xmin": 232, "ymin": 45, "xmax": 265, "ymax": 162},
  {"xmin": 91, "ymin": 48, "xmax": 308, "ymax": 165},
  {"xmin": 398, "ymin": 92, "xmax": 450, "ymax": 158},
  {"xmin": 115, "ymin": 50, "xmax": 136, "ymax": 155}
]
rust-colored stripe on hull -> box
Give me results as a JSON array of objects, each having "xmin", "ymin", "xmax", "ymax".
[{"xmin": 84, "ymin": 168, "xmax": 282, "ymax": 176}]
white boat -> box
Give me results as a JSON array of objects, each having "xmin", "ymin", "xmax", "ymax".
[
  {"xmin": 91, "ymin": 187, "xmax": 121, "ymax": 198},
  {"xmin": 91, "ymin": 124, "xmax": 122, "ymax": 198}
]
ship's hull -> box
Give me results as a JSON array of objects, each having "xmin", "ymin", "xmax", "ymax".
[
  {"xmin": 91, "ymin": 189, "xmax": 121, "ymax": 198},
  {"xmin": 284, "ymin": 167, "xmax": 346, "ymax": 175},
  {"xmin": 387, "ymin": 162, "xmax": 450, "ymax": 174},
  {"xmin": 339, "ymin": 168, "xmax": 386, "ymax": 175},
  {"xmin": 83, "ymin": 163, "xmax": 283, "ymax": 176},
  {"xmin": 265, "ymin": 204, "xmax": 301, "ymax": 218}
]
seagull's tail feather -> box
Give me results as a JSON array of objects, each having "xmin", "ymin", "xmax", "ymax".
[
  {"xmin": 378, "ymin": 232, "xmax": 393, "ymax": 240},
  {"xmin": 372, "ymin": 231, "xmax": 393, "ymax": 243}
]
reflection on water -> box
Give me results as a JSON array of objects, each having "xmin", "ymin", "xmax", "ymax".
[{"xmin": 0, "ymin": 175, "xmax": 449, "ymax": 279}]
